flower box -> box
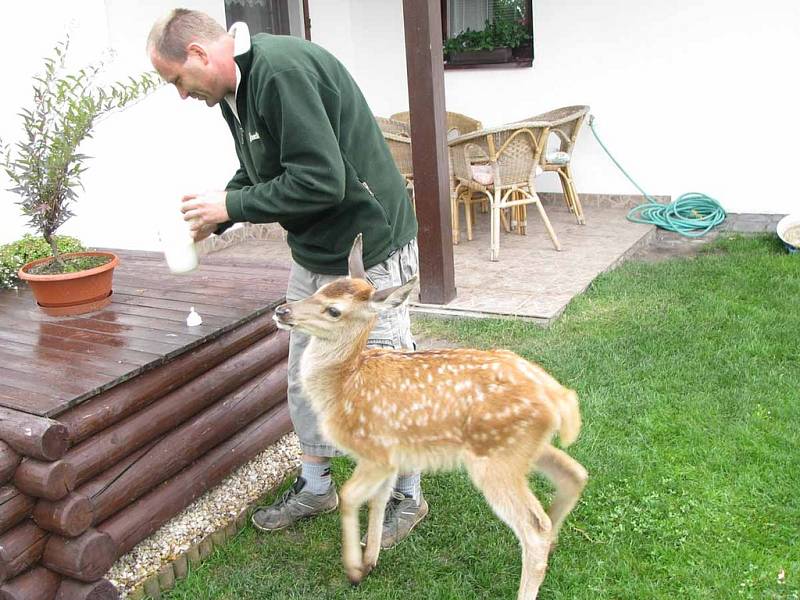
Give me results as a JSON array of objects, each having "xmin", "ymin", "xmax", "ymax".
[{"xmin": 447, "ymin": 47, "xmax": 513, "ymax": 65}]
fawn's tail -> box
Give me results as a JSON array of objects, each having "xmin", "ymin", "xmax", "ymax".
[{"xmin": 558, "ymin": 389, "xmax": 581, "ymax": 447}]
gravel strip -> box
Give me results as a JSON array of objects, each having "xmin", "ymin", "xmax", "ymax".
[{"xmin": 107, "ymin": 433, "xmax": 301, "ymax": 597}]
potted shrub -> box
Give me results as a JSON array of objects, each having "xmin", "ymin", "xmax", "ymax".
[
  {"xmin": 1, "ymin": 38, "xmax": 159, "ymax": 315},
  {"xmin": 444, "ymin": 17, "xmax": 530, "ymax": 65},
  {"xmin": 0, "ymin": 234, "xmax": 85, "ymax": 291}
]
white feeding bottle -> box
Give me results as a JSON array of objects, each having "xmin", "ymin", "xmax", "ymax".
[{"xmin": 158, "ymin": 207, "xmax": 199, "ymax": 274}]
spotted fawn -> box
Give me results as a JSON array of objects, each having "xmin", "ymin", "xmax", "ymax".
[{"xmin": 273, "ymin": 235, "xmax": 587, "ymax": 599}]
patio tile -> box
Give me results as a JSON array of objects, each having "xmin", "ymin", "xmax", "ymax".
[
  {"xmin": 421, "ymin": 202, "xmax": 653, "ymax": 322},
  {"xmin": 207, "ymin": 201, "xmax": 654, "ymax": 325}
]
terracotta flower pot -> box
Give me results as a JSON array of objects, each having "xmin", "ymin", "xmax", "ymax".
[{"xmin": 18, "ymin": 251, "xmax": 119, "ymax": 316}]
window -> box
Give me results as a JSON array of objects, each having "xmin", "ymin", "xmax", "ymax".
[
  {"xmin": 441, "ymin": 0, "xmax": 533, "ymax": 69},
  {"xmin": 225, "ymin": 0, "xmax": 290, "ymax": 35}
]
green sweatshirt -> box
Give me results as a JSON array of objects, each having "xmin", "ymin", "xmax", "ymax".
[{"xmin": 219, "ymin": 34, "xmax": 418, "ymax": 275}]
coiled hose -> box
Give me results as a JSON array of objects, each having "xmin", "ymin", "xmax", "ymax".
[{"xmin": 588, "ymin": 116, "xmax": 726, "ymax": 237}]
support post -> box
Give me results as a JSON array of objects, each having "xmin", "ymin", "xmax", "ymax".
[{"xmin": 402, "ymin": 0, "xmax": 457, "ymax": 304}]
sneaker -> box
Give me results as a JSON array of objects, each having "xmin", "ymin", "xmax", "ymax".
[
  {"xmin": 251, "ymin": 477, "xmax": 339, "ymax": 532},
  {"xmin": 362, "ymin": 490, "xmax": 429, "ymax": 550}
]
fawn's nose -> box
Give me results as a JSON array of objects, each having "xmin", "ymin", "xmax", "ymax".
[{"xmin": 275, "ymin": 305, "xmax": 291, "ymax": 318}]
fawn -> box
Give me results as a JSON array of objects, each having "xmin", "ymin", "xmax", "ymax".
[{"xmin": 273, "ymin": 235, "xmax": 587, "ymax": 599}]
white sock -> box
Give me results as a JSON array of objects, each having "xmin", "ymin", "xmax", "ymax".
[
  {"xmin": 300, "ymin": 460, "xmax": 332, "ymax": 495},
  {"xmin": 394, "ymin": 472, "xmax": 421, "ymax": 502}
]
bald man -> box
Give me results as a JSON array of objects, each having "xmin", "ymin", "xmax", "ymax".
[{"xmin": 148, "ymin": 9, "xmax": 425, "ymax": 549}]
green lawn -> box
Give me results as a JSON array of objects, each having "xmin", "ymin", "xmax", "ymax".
[{"xmin": 164, "ymin": 235, "xmax": 799, "ymax": 600}]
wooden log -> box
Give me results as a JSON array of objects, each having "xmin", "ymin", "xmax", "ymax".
[
  {"xmin": 13, "ymin": 461, "xmax": 76, "ymax": 502},
  {"xmin": 0, "ymin": 444, "xmax": 20, "ymax": 486},
  {"xmin": 172, "ymin": 555, "xmax": 188, "ymax": 580},
  {"xmin": 210, "ymin": 529, "xmax": 226, "ymax": 546},
  {"xmin": 0, "ymin": 408, "xmax": 68, "ymax": 462},
  {"xmin": 141, "ymin": 575, "xmax": 160, "ymax": 600},
  {"xmin": 99, "ymin": 402, "xmax": 291, "ymax": 557},
  {"xmin": 71, "ymin": 331, "xmax": 285, "ymax": 482},
  {"xmin": 127, "ymin": 586, "xmax": 144, "ymax": 600},
  {"xmin": 88, "ymin": 363, "xmax": 287, "ymax": 527},
  {"xmin": 55, "ymin": 578, "xmax": 118, "ymax": 600},
  {"xmin": 41, "ymin": 529, "xmax": 116, "ymax": 583},
  {"xmin": 59, "ymin": 313, "xmax": 279, "ymax": 444},
  {"xmin": 224, "ymin": 521, "xmax": 237, "ymax": 539},
  {"xmin": 235, "ymin": 509, "xmax": 247, "ymax": 530},
  {"xmin": 198, "ymin": 536, "xmax": 213, "ymax": 559},
  {"xmin": 185, "ymin": 544, "xmax": 200, "ymax": 567},
  {"xmin": 0, "ymin": 566, "xmax": 60, "ymax": 600},
  {"xmin": 0, "ymin": 488, "xmax": 34, "ymax": 536},
  {"xmin": 32, "ymin": 439, "xmax": 161, "ymax": 537},
  {"xmin": 0, "ymin": 522, "xmax": 48, "ymax": 583},
  {"xmin": 32, "ymin": 494, "xmax": 93, "ymax": 539},
  {"xmin": 33, "ymin": 361, "xmax": 284, "ymax": 538},
  {"xmin": 157, "ymin": 563, "xmax": 175, "ymax": 592},
  {"xmin": 14, "ymin": 331, "xmax": 288, "ymax": 502}
]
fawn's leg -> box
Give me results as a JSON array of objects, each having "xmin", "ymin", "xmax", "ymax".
[
  {"xmin": 362, "ymin": 471, "xmax": 397, "ymax": 573},
  {"xmin": 466, "ymin": 456, "xmax": 552, "ymax": 600},
  {"xmin": 535, "ymin": 444, "xmax": 588, "ymax": 544},
  {"xmin": 339, "ymin": 460, "xmax": 395, "ymax": 585}
]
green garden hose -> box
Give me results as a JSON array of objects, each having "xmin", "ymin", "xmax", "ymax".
[{"xmin": 588, "ymin": 116, "xmax": 726, "ymax": 237}]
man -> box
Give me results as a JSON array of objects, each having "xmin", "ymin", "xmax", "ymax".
[{"xmin": 147, "ymin": 9, "xmax": 426, "ymax": 549}]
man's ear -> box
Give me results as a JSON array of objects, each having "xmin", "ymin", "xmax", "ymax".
[
  {"xmin": 187, "ymin": 42, "xmax": 209, "ymax": 64},
  {"xmin": 370, "ymin": 275, "xmax": 418, "ymax": 312}
]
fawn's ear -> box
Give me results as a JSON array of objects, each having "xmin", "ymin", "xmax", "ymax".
[
  {"xmin": 370, "ymin": 275, "xmax": 418, "ymax": 311},
  {"xmin": 347, "ymin": 234, "xmax": 367, "ymax": 280}
]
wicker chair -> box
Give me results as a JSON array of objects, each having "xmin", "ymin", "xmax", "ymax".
[
  {"xmin": 390, "ymin": 111, "xmax": 485, "ymax": 234},
  {"xmin": 375, "ymin": 117, "xmax": 415, "ymax": 208},
  {"xmin": 522, "ymin": 105, "xmax": 590, "ymax": 224},
  {"xmin": 375, "ymin": 116, "xmax": 410, "ymax": 137},
  {"xmin": 389, "ymin": 111, "xmax": 482, "ymax": 140},
  {"xmin": 449, "ymin": 121, "xmax": 562, "ymax": 261}
]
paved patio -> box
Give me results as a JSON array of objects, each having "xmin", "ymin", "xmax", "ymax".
[
  {"xmin": 205, "ymin": 197, "xmax": 656, "ymax": 324},
  {"xmin": 416, "ymin": 200, "xmax": 653, "ymax": 321}
]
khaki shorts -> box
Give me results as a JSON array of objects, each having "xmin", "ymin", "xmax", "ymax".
[{"xmin": 286, "ymin": 239, "xmax": 418, "ymax": 456}]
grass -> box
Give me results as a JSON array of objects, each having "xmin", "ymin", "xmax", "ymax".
[{"xmin": 164, "ymin": 235, "xmax": 799, "ymax": 600}]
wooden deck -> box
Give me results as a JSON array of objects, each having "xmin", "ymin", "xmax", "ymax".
[{"xmin": 0, "ymin": 249, "xmax": 291, "ymax": 417}]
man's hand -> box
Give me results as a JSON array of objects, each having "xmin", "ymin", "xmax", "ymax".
[
  {"xmin": 181, "ymin": 191, "xmax": 230, "ymax": 241},
  {"xmin": 189, "ymin": 222, "xmax": 218, "ymax": 243}
]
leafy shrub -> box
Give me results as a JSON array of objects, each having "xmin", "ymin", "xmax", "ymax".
[
  {"xmin": 444, "ymin": 18, "xmax": 530, "ymax": 56},
  {"xmin": 0, "ymin": 234, "xmax": 85, "ymax": 289},
  {"xmin": 0, "ymin": 37, "xmax": 160, "ymax": 269}
]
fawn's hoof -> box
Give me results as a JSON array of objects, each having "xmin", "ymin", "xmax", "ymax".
[
  {"xmin": 347, "ymin": 560, "xmax": 376, "ymax": 586},
  {"xmin": 347, "ymin": 566, "xmax": 364, "ymax": 586},
  {"xmin": 361, "ymin": 561, "xmax": 376, "ymax": 577}
]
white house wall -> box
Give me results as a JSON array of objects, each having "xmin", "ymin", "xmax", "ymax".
[
  {"xmin": 0, "ymin": 1, "xmax": 238, "ymax": 248},
  {"xmin": 1, "ymin": 1, "xmax": 796, "ymax": 249},
  {"xmin": 308, "ymin": 0, "xmax": 799, "ymax": 215},
  {"xmin": 305, "ymin": 0, "xmax": 358, "ymax": 78}
]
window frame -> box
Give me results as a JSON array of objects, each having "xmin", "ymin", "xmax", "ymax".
[
  {"xmin": 224, "ymin": 0, "xmax": 291, "ymax": 35},
  {"xmin": 441, "ymin": 0, "xmax": 534, "ymax": 70}
]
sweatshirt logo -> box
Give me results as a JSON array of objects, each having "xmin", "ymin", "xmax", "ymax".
[{"xmin": 248, "ymin": 131, "xmax": 260, "ymax": 142}]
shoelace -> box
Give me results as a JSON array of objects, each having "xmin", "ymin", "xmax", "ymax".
[
  {"xmin": 275, "ymin": 482, "xmax": 303, "ymax": 508},
  {"xmin": 383, "ymin": 491, "xmax": 410, "ymax": 523}
]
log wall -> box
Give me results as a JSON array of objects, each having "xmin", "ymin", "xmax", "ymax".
[{"xmin": 0, "ymin": 321, "xmax": 293, "ymax": 597}]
